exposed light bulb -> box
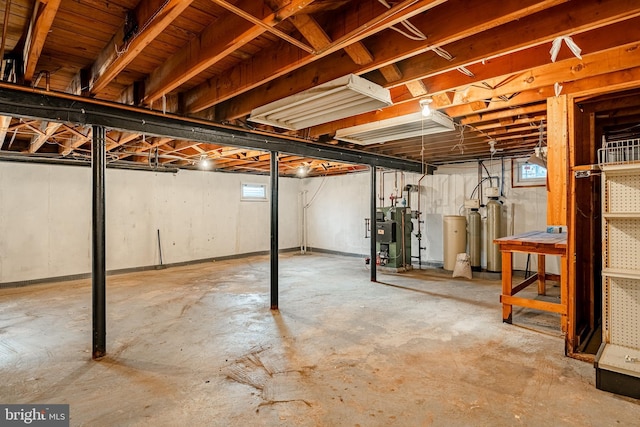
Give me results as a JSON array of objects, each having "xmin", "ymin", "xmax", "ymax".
[
  {"xmin": 419, "ymin": 99, "xmax": 432, "ymax": 117},
  {"xmin": 198, "ymin": 155, "xmax": 212, "ymax": 170}
]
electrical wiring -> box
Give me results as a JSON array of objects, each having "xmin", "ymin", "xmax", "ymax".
[
  {"xmin": 304, "ymin": 176, "xmax": 327, "ymax": 208},
  {"xmin": 115, "ymin": 0, "xmax": 171, "ymax": 57},
  {"xmin": 433, "ymin": 46, "xmax": 453, "ymax": 61},
  {"xmin": 377, "ymin": 0, "xmax": 427, "ymax": 41},
  {"xmin": 450, "ymin": 123, "xmax": 466, "ymax": 155}
]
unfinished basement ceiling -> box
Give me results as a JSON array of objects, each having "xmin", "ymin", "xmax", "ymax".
[{"xmin": 1, "ymin": 0, "xmax": 640, "ymax": 176}]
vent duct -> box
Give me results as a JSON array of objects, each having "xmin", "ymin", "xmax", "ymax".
[
  {"xmin": 335, "ymin": 111, "xmax": 455, "ymax": 145},
  {"xmin": 248, "ymin": 74, "xmax": 392, "ymax": 130}
]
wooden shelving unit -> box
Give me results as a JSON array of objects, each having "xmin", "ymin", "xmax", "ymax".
[{"xmin": 595, "ymin": 144, "xmax": 640, "ymax": 398}]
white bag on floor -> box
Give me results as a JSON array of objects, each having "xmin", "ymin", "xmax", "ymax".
[{"xmin": 452, "ymin": 253, "xmax": 472, "ymax": 279}]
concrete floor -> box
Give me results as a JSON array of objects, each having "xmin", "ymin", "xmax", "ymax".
[{"xmin": 0, "ymin": 253, "xmax": 638, "ymax": 426}]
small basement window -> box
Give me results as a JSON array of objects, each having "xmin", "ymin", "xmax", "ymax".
[
  {"xmin": 241, "ymin": 183, "xmax": 268, "ymax": 201},
  {"xmin": 512, "ymin": 158, "xmax": 547, "ymax": 187}
]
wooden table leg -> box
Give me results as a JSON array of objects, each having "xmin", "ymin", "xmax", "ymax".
[
  {"xmin": 501, "ymin": 250, "xmax": 513, "ymax": 324},
  {"xmin": 560, "ymin": 254, "xmax": 568, "ymax": 335},
  {"xmin": 537, "ymin": 254, "xmax": 546, "ymax": 295}
]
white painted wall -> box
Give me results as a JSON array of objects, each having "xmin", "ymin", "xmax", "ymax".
[
  {"xmin": 301, "ymin": 160, "xmax": 557, "ymax": 273},
  {"xmin": 300, "ymin": 172, "xmax": 371, "ymax": 256},
  {"xmin": 0, "ymin": 158, "xmax": 555, "ymax": 283},
  {"xmin": 0, "ymin": 162, "xmax": 299, "ymax": 283}
]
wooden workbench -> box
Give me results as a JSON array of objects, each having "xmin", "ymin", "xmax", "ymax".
[{"xmin": 494, "ymin": 230, "xmax": 568, "ymax": 334}]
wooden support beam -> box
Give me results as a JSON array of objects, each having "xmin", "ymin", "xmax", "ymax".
[
  {"xmin": 23, "ymin": 0, "xmax": 62, "ymax": 82},
  {"xmin": 367, "ymin": 0, "xmax": 640, "ymax": 89},
  {"xmin": 28, "ymin": 121, "xmax": 62, "ymax": 153},
  {"xmin": 0, "ymin": 115, "xmax": 11, "ymax": 150},
  {"xmin": 210, "ymin": 0, "xmax": 567, "ymax": 118},
  {"xmin": 288, "ymin": 13, "xmax": 329, "ymax": 50},
  {"xmin": 0, "ymin": 0, "xmax": 12, "ymax": 69},
  {"xmin": 379, "ymin": 64, "xmax": 403, "ymax": 82},
  {"xmin": 143, "ymin": 0, "xmax": 314, "ymax": 105},
  {"xmin": 431, "ymin": 91, "xmax": 455, "ymax": 106},
  {"xmin": 459, "ymin": 104, "xmax": 547, "ymax": 126},
  {"xmin": 289, "ymin": 13, "xmax": 374, "ymax": 66},
  {"xmin": 60, "ymin": 125, "xmax": 119, "ymax": 151},
  {"xmin": 162, "ymin": 140, "xmax": 203, "ymax": 154},
  {"xmin": 106, "ymin": 131, "xmax": 140, "ymax": 152},
  {"xmin": 211, "ymin": 0, "xmax": 314, "ymax": 53},
  {"xmin": 387, "ymin": 16, "xmax": 640, "ymax": 104},
  {"xmin": 311, "ymin": 35, "xmax": 640, "ymax": 139},
  {"xmin": 447, "ymin": 42, "xmax": 640, "ymax": 109},
  {"xmin": 405, "ymin": 80, "xmax": 428, "ymax": 97},
  {"xmin": 59, "ymin": 126, "xmax": 91, "ymax": 156},
  {"xmin": 90, "ymin": 0, "xmax": 194, "ymax": 95},
  {"xmin": 469, "ymin": 100, "xmax": 490, "ymax": 111},
  {"xmin": 476, "ymin": 114, "xmax": 546, "ymax": 131},
  {"xmin": 136, "ymin": 136, "xmax": 172, "ymax": 153},
  {"xmin": 184, "ymin": 0, "xmax": 446, "ymax": 113},
  {"xmin": 562, "ymin": 65, "xmax": 640, "ymax": 99},
  {"xmin": 125, "ymin": 137, "xmax": 174, "ymax": 162},
  {"xmin": 343, "ymin": 43, "xmax": 375, "ymax": 66}
]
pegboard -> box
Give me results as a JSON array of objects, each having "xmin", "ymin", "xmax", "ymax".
[
  {"xmin": 603, "ymin": 277, "xmax": 611, "ymax": 342},
  {"xmin": 605, "ymin": 174, "xmax": 640, "ymax": 213},
  {"xmin": 602, "ymin": 164, "xmax": 640, "ymax": 354},
  {"xmin": 609, "ymin": 277, "xmax": 640, "ymax": 349},
  {"xmin": 606, "ymin": 220, "xmax": 640, "ymax": 270}
]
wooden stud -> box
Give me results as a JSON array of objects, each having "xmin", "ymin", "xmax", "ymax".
[{"xmin": 547, "ymin": 94, "xmax": 568, "ymax": 226}]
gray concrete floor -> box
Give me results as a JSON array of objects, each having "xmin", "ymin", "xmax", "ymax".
[{"xmin": 0, "ymin": 253, "xmax": 638, "ymax": 426}]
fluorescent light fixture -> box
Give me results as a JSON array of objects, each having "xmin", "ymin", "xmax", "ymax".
[
  {"xmin": 248, "ymin": 74, "xmax": 392, "ymax": 130},
  {"xmin": 334, "ymin": 110, "xmax": 455, "ymax": 145}
]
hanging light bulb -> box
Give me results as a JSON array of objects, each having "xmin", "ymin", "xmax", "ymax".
[
  {"xmin": 419, "ymin": 98, "xmax": 433, "ymax": 117},
  {"xmin": 198, "ymin": 154, "xmax": 212, "ymax": 170},
  {"xmin": 297, "ymin": 165, "xmax": 310, "ymax": 177}
]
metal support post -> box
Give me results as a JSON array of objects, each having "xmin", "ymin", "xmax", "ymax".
[
  {"xmin": 92, "ymin": 125, "xmax": 106, "ymax": 359},
  {"xmin": 270, "ymin": 151, "xmax": 279, "ymax": 309},
  {"xmin": 371, "ymin": 166, "xmax": 377, "ymax": 282}
]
